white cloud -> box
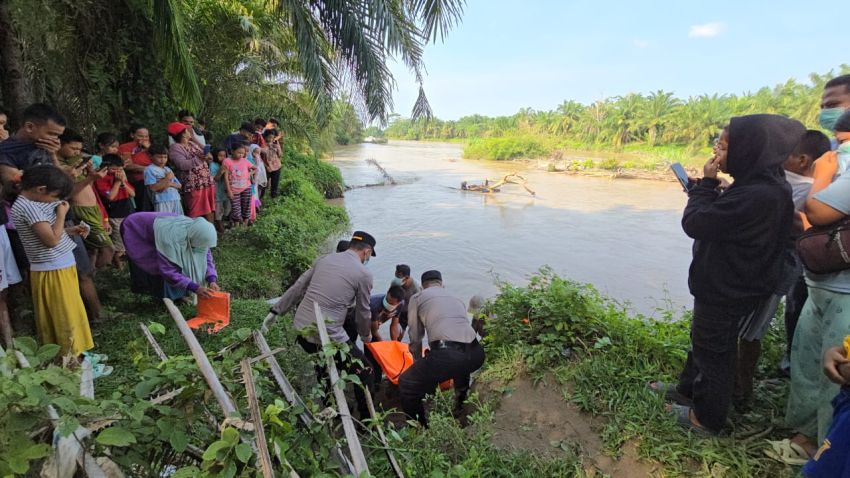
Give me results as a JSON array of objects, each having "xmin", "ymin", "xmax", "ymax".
[
  {"xmin": 688, "ymin": 22, "xmax": 726, "ymax": 38},
  {"xmin": 632, "ymin": 39, "xmax": 650, "ymax": 49}
]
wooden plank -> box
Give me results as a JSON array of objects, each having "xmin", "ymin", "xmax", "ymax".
[
  {"xmin": 139, "ymin": 323, "xmax": 168, "ymax": 361},
  {"xmin": 163, "ymin": 298, "xmax": 238, "ymax": 416},
  {"xmin": 364, "ymin": 388, "xmax": 405, "ymax": 478},
  {"xmin": 247, "ymin": 346, "xmax": 287, "ymax": 364},
  {"xmin": 313, "ymin": 302, "xmax": 370, "ymax": 476},
  {"xmin": 252, "ymin": 330, "xmax": 356, "ymax": 475},
  {"xmin": 240, "ymin": 359, "xmax": 274, "ymax": 478}
]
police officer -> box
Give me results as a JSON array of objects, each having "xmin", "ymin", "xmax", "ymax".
[
  {"xmin": 400, "ymin": 270, "xmax": 485, "ymax": 426},
  {"xmin": 392, "ymin": 264, "xmax": 420, "ymax": 339},
  {"xmin": 265, "ymin": 230, "xmax": 376, "ymax": 417}
]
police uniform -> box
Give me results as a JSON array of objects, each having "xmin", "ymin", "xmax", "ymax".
[
  {"xmin": 270, "ymin": 231, "xmax": 377, "ymax": 417},
  {"xmin": 399, "ymin": 270, "xmax": 485, "ymax": 426}
]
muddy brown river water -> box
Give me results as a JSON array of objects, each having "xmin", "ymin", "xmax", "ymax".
[{"xmin": 330, "ymin": 140, "xmax": 692, "ymax": 317}]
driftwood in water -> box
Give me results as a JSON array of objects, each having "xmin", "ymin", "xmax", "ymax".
[
  {"xmin": 365, "ymin": 158, "xmax": 397, "ymax": 184},
  {"xmin": 313, "ymin": 302, "xmax": 370, "ymax": 476}
]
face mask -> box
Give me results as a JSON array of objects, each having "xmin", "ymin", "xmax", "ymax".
[
  {"xmin": 839, "ymin": 142, "xmax": 850, "ymax": 154},
  {"xmin": 363, "ymin": 257, "xmax": 370, "ymax": 266},
  {"xmin": 838, "ymin": 143, "xmax": 850, "ymax": 175},
  {"xmin": 391, "ymin": 277, "xmax": 404, "ymax": 287},
  {"xmin": 819, "ymin": 108, "xmax": 847, "ymax": 131},
  {"xmin": 382, "ymin": 296, "xmax": 397, "ymax": 312}
]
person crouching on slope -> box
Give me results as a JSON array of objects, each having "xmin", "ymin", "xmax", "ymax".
[{"xmin": 651, "ymin": 114, "xmax": 806, "ymax": 433}]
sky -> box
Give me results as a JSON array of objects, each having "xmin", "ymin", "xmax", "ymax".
[{"xmin": 387, "ymin": 0, "xmax": 846, "ymax": 120}]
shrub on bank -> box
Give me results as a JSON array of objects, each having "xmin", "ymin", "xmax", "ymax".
[
  {"xmin": 283, "ymin": 145, "xmax": 345, "ymax": 198},
  {"xmin": 481, "ymin": 268, "xmax": 796, "ymax": 476},
  {"xmin": 463, "ymin": 136, "xmax": 554, "ymax": 160}
]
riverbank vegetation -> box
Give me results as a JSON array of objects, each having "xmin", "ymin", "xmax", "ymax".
[{"xmin": 384, "ymin": 66, "xmax": 850, "ymax": 169}]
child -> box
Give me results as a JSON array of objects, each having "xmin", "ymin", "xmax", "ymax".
[
  {"xmin": 222, "ymin": 143, "xmax": 254, "ymax": 226},
  {"xmin": 833, "ymin": 110, "xmax": 850, "ymax": 177},
  {"xmin": 651, "ymin": 115, "xmax": 806, "ymax": 434},
  {"xmin": 779, "ymin": 130, "xmax": 832, "ymax": 373},
  {"xmin": 247, "ymin": 143, "xmax": 264, "ymax": 219},
  {"xmin": 208, "ymin": 147, "xmax": 230, "ymax": 232},
  {"xmin": 11, "ymin": 164, "xmax": 92, "ymax": 356},
  {"xmin": 90, "ymin": 132, "xmax": 119, "ymax": 170},
  {"xmin": 94, "ymin": 154, "xmax": 135, "ymax": 267},
  {"xmin": 144, "ymin": 144, "xmax": 183, "ymax": 214}
]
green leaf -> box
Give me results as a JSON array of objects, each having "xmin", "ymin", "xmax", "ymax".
[
  {"xmin": 221, "ymin": 427, "xmax": 240, "ymax": 445},
  {"xmin": 170, "ymin": 430, "xmax": 188, "ymax": 453},
  {"xmin": 96, "ymin": 427, "xmax": 137, "ymax": 447},
  {"xmin": 36, "ymin": 344, "xmax": 61, "ymax": 363},
  {"xmin": 235, "ymin": 327, "xmax": 252, "ymax": 340},
  {"xmin": 171, "ymin": 466, "xmax": 200, "ymax": 478},
  {"xmin": 51, "ymin": 396, "xmax": 78, "ymax": 412},
  {"xmin": 234, "ymin": 443, "xmax": 252, "ymax": 463},
  {"xmin": 56, "ymin": 415, "xmax": 81, "ymax": 437},
  {"xmin": 202, "ymin": 440, "xmax": 229, "ymax": 461},
  {"xmin": 21, "ymin": 443, "xmax": 50, "ymax": 460},
  {"xmin": 13, "ymin": 337, "xmax": 38, "ymax": 356},
  {"xmin": 147, "ymin": 322, "xmax": 166, "ymax": 335}
]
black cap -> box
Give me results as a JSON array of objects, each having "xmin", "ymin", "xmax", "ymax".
[
  {"xmin": 395, "ymin": 264, "xmax": 411, "ymax": 277},
  {"xmin": 350, "ymin": 231, "xmax": 376, "ymax": 256},
  {"xmin": 421, "ymin": 270, "xmax": 442, "ymax": 283}
]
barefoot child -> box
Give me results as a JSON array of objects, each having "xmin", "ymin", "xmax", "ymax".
[
  {"xmin": 222, "ymin": 144, "xmax": 254, "ymax": 226},
  {"xmin": 11, "ymin": 164, "xmax": 92, "ymax": 356},
  {"xmin": 144, "ymin": 144, "xmax": 183, "ymax": 214}
]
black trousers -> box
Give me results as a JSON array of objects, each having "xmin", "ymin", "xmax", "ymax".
[
  {"xmin": 297, "ymin": 336, "xmax": 374, "ymax": 417},
  {"xmin": 266, "ymin": 169, "xmax": 281, "ymax": 198},
  {"xmin": 676, "ymin": 301, "xmax": 754, "ymax": 432},
  {"xmin": 130, "ymin": 179, "xmax": 153, "ymax": 212},
  {"xmin": 784, "ymin": 274, "xmax": 808, "ymax": 354},
  {"xmin": 399, "ymin": 340, "xmax": 485, "ymax": 426}
]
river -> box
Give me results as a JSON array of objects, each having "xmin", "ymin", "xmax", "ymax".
[{"xmin": 331, "ymin": 140, "xmax": 693, "ymax": 317}]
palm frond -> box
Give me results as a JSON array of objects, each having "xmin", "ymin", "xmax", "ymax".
[
  {"xmin": 150, "ymin": 0, "xmax": 203, "ymax": 111},
  {"xmin": 407, "ymin": 0, "xmax": 465, "ymax": 42},
  {"xmin": 411, "ymin": 84, "xmax": 433, "ymax": 120}
]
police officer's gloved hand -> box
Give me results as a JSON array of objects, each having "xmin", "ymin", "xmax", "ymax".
[{"xmin": 261, "ymin": 312, "xmax": 277, "ymax": 334}]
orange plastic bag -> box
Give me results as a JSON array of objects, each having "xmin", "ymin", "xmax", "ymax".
[
  {"xmin": 186, "ymin": 291, "xmax": 231, "ymax": 334},
  {"xmin": 366, "ymin": 341, "xmax": 414, "ymax": 385},
  {"xmin": 365, "ymin": 341, "xmax": 453, "ymax": 390}
]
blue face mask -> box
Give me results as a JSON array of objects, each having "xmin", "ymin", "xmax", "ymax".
[
  {"xmin": 382, "ymin": 296, "xmax": 397, "ymax": 312},
  {"xmin": 819, "ymin": 108, "xmax": 847, "ymax": 131},
  {"xmin": 391, "ymin": 277, "xmax": 404, "ymax": 287},
  {"xmin": 363, "ymin": 257, "xmax": 370, "ymax": 266}
]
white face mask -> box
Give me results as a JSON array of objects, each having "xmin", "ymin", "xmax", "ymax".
[{"xmin": 363, "ymin": 256, "xmax": 370, "ymax": 266}]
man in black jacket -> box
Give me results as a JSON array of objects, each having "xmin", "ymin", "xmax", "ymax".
[{"xmin": 653, "ymin": 114, "xmax": 806, "ymax": 433}]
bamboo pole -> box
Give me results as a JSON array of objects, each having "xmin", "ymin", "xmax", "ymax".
[
  {"xmin": 240, "ymin": 359, "xmax": 274, "ymax": 478},
  {"xmin": 252, "ymin": 330, "xmax": 356, "ymax": 475},
  {"xmin": 313, "ymin": 302, "xmax": 370, "ymax": 475},
  {"xmin": 364, "ymin": 388, "xmax": 405, "ymax": 478},
  {"xmin": 139, "ymin": 323, "xmax": 168, "ymax": 361},
  {"xmin": 163, "ymin": 298, "xmax": 238, "ymax": 417}
]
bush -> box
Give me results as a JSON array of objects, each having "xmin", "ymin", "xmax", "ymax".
[
  {"xmin": 283, "ymin": 145, "xmax": 345, "ymax": 198},
  {"xmin": 463, "ymin": 136, "xmax": 553, "ymax": 161}
]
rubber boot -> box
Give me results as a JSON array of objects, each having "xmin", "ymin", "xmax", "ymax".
[{"xmin": 734, "ymin": 339, "xmax": 762, "ymax": 410}]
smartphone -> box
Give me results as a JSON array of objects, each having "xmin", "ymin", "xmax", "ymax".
[
  {"xmin": 77, "ymin": 155, "xmax": 92, "ymax": 167},
  {"xmin": 670, "ymin": 163, "xmax": 690, "ymax": 193}
]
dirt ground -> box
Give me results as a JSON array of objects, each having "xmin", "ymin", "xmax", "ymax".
[{"xmin": 485, "ymin": 375, "xmax": 661, "ymax": 478}]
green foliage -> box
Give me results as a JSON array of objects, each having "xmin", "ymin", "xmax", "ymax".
[
  {"xmin": 382, "ymin": 66, "xmax": 850, "ymax": 166},
  {"xmin": 463, "ymin": 136, "xmax": 553, "ymax": 161},
  {"xmin": 483, "ymin": 268, "xmax": 799, "ymax": 476}
]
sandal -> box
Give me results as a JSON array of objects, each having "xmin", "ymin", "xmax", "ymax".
[
  {"xmin": 668, "ymin": 403, "xmax": 712, "ymax": 434},
  {"xmin": 648, "ymin": 381, "xmax": 693, "ymax": 406},
  {"xmin": 764, "ymin": 439, "xmax": 810, "ymax": 466}
]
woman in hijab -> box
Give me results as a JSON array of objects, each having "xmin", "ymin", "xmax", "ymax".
[
  {"xmin": 121, "ymin": 212, "xmax": 220, "ymax": 300},
  {"xmin": 650, "ymin": 114, "xmax": 806, "ymax": 434}
]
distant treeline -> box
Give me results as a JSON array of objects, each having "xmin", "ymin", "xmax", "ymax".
[{"xmin": 383, "ymin": 66, "xmax": 850, "ymax": 161}]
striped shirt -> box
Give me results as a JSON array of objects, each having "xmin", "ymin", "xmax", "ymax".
[{"xmin": 11, "ymin": 196, "xmax": 77, "ymax": 268}]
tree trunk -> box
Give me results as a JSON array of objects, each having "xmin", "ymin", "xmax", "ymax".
[{"xmin": 0, "ymin": 0, "xmax": 33, "ymax": 122}]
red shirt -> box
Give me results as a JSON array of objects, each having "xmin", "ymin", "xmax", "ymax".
[{"xmin": 118, "ymin": 141, "xmax": 152, "ymax": 183}]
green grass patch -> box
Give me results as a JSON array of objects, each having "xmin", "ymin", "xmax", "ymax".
[{"xmin": 481, "ymin": 267, "xmax": 800, "ymax": 476}]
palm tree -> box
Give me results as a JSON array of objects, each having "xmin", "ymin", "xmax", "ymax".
[{"xmin": 639, "ymin": 90, "xmax": 679, "ymax": 147}]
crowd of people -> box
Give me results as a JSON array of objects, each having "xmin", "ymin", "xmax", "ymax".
[
  {"xmin": 644, "ymin": 74, "xmax": 850, "ymax": 475},
  {"xmin": 0, "ymin": 104, "xmax": 285, "ymax": 376}
]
